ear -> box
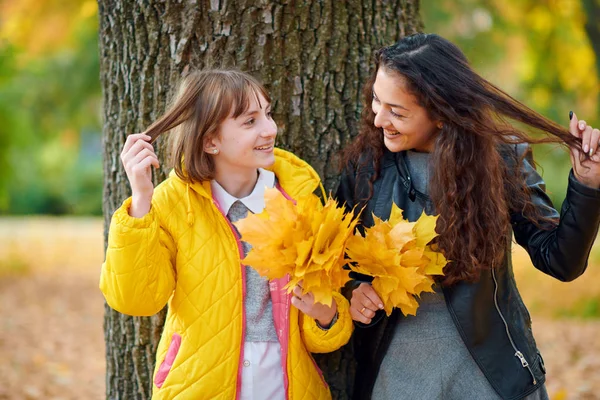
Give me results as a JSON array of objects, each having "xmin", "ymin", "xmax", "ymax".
[
  {"xmin": 436, "ymin": 121, "xmax": 444, "ymax": 130},
  {"xmin": 203, "ymin": 135, "xmax": 220, "ymax": 155}
]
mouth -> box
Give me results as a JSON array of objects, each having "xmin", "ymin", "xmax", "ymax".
[
  {"xmin": 383, "ymin": 129, "xmax": 401, "ymax": 137},
  {"xmin": 254, "ymin": 143, "xmax": 274, "ymax": 151}
]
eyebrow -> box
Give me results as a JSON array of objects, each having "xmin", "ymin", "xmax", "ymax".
[
  {"xmin": 372, "ymin": 87, "xmax": 410, "ymax": 111},
  {"xmin": 241, "ymin": 104, "xmax": 271, "ymax": 117}
]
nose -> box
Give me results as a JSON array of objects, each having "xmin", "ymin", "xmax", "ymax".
[
  {"xmin": 373, "ymin": 108, "xmax": 390, "ymax": 129},
  {"xmin": 260, "ymin": 118, "xmax": 278, "ymax": 139}
]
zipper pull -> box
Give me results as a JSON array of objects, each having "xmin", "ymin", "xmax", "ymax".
[
  {"xmin": 515, "ymin": 351, "xmax": 537, "ymax": 385},
  {"xmin": 515, "ymin": 351, "xmax": 526, "ymax": 366},
  {"xmin": 515, "ymin": 351, "xmax": 529, "ymax": 367}
]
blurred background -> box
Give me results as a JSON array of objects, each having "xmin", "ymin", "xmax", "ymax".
[{"xmin": 0, "ymin": 0, "xmax": 598, "ymax": 399}]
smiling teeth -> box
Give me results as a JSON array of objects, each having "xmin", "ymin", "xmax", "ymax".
[{"xmin": 255, "ymin": 145, "xmax": 272, "ymax": 150}]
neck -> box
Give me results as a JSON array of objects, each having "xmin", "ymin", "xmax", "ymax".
[{"xmin": 213, "ymin": 167, "xmax": 259, "ymax": 198}]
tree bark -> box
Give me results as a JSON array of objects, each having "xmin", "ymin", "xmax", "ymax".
[
  {"xmin": 99, "ymin": 0, "xmax": 422, "ymax": 398},
  {"xmin": 581, "ymin": 0, "xmax": 600, "ymax": 116}
]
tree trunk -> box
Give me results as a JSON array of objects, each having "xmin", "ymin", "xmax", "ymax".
[
  {"xmin": 99, "ymin": 1, "xmax": 422, "ymax": 398},
  {"xmin": 581, "ymin": 0, "xmax": 600, "ymax": 116}
]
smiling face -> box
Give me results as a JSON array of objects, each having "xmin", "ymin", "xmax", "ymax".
[
  {"xmin": 372, "ymin": 67, "xmax": 440, "ymax": 153},
  {"xmin": 206, "ymin": 91, "xmax": 277, "ymax": 175}
]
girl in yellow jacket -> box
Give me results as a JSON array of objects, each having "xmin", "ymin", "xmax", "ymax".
[{"xmin": 100, "ymin": 69, "xmax": 353, "ymax": 400}]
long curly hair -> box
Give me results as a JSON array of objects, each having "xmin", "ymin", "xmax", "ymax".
[{"xmin": 342, "ymin": 33, "xmax": 581, "ymax": 286}]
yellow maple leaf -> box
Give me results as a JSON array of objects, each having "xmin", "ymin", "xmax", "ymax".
[
  {"xmin": 235, "ymin": 188, "xmax": 359, "ymax": 307},
  {"xmin": 347, "ymin": 207, "xmax": 447, "ymax": 316}
]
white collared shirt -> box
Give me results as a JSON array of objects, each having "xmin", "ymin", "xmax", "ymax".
[
  {"xmin": 210, "ymin": 168, "xmax": 285, "ymax": 400},
  {"xmin": 210, "ymin": 168, "xmax": 276, "ymax": 216}
]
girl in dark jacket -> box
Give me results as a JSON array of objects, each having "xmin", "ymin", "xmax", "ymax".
[{"xmin": 336, "ymin": 33, "xmax": 600, "ymax": 400}]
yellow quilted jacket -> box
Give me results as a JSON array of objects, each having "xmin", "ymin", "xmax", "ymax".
[{"xmin": 100, "ymin": 148, "xmax": 353, "ymax": 399}]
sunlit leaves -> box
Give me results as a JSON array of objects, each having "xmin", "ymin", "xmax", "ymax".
[
  {"xmin": 346, "ymin": 204, "xmax": 447, "ymax": 316},
  {"xmin": 235, "ymin": 189, "xmax": 359, "ymax": 307}
]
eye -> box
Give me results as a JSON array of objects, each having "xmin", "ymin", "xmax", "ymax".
[
  {"xmin": 372, "ymin": 92, "xmax": 380, "ymax": 103},
  {"xmin": 244, "ymin": 118, "xmax": 255, "ymax": 126},
  {"xmin": 390, "ymin": 110, "xmax": 406, "ymax": 119},
  {"xmin": 266, "ymin": 110, "xmax": 273, "ymax": 118}
]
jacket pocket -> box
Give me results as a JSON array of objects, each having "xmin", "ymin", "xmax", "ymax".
[
  {"xmin": 154, "ymin": 333, "xmax": 182, "ymax": 388},
  {"xmin": 537, "ymin": 350, "xmax": 546, "ymax": 374}
]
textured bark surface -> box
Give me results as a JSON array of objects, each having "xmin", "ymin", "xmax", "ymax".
[
  {"xmin": 581, "ymin": 0, "xmax": 600, "ymax": 115},
  {"xmin": 99, "ymin": 1, "xmax": 422, "ymax": 398}
]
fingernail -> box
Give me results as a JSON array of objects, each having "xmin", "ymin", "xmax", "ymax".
[
  {"xmin": 569, "ymin": 111, "xmax": 573, "ymax": 120},
  {"xmin": 579, "ymin": 122, "xmax": 585, "ymax": 130},
  {"xmin": 584, "ymin": 144, "xmax": 589, "ymax": 153},
  {"xmin": 590, "ymin": 149, "xmax": 594, "ymax": 157},
  {"xmin": 378, "ymin": 303, "xmax": 384, "ymax": 309}
]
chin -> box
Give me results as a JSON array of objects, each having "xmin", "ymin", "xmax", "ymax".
[
  {"xmin": 256, "ymin": 154, "xmax": 276, "ymax": 168},
  {"xmin": 383, "ymin": 137, "xmax": 410, "ymax": 153}
]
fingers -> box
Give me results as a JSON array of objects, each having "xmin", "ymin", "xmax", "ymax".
[
  {"xmin": 121, "ymin": 137, "xmax": 159, "ymax": 175},
  {"xmin": 569, "ymin": 113, "xmax": 600, "ymax": 161},
  {"xmin": 360, "ymin": 283, "xmax": 384, "ymax": 310},
  {"xmin": 291, "ymin": 295, "xmax": 306, "ymax": 311},
  {"xmin": 129, "ymin": 148, "xmax": 159, "ymax": 170},
  {"xmin": 350, "ymin": 283, "xmax": 384, "ymax": 324},
  {"xmin": 122, "ymin": 133, "xmax": 151, "ymax": 155},
  {"xmin": 569, "ymin": 112, "xmax": 581, "ymax": 139},
  {"xmin": 580, "ymin": 123, "xmax": 593, "ymax": 156},
  {"xmin": 292, "ymin": 285, "xmax": 314, "ymax": 305},
  {"xmin": 589, "ymin": 128, "xmax": 600, "ymax": 160},
  {"xmin": 350, "ymin": 305, "xmax": 372, "ymax": 324},
  {"xmin": 136, "ymin": 155, "xmax": 160, "ymax": 171},
  {"xmin": 122, "ymin": 137, "xmax": 155, "ymax": 162}
]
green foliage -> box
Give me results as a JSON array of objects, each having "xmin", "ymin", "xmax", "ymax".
[
  {"xmin": 556, "ymin": 298, "xmax": 600, "ymax": 319},
  {"xmin": 422, "ymin": 0, "xmax": 599, "ymax": 209},
  {"xmin": 0, "ymin": 0, "xmax": 102, "ymax": 215},
  {"xmin": 0, "ymin": 1, "xmax": 598, "ymax": 214}
]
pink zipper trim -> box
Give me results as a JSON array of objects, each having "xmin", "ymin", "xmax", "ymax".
[
  {"xmin": 154, "ymin": 333, "xmax": 182, "ymax": 388},
  {"xmin": 275, "ymin": 182, "xmax": 296, "ymax": 205},
  {"xmin": 273, "ymin": 183, "xmax": 297, "ymax": 399},
  {"xmin": 270, "ymin": 276, "xmax": 291, "ymax": 399},
  {"xmin": 212, "ymin": 197, "xmax": 247, "ymax": 400},
  {"xmin": 309, "ymin": 353, "xmax": 328, "ymax": 388}
]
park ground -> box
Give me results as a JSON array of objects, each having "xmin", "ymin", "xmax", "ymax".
[{"xmin": 0, "ymin": 217, "xmax": 599, "ymax": 399}]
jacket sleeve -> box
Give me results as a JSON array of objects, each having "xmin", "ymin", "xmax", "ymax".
[
  {"xmin": 511, "ymin": 143, "xmax": 600, "ymax": 282},
  {"xmin": 100, "ymin": 196, "xmax": 177, "ymax": 316},
  {"xmin": 300, "ymin": 292, "xmax": 354, "ymax": 353}
]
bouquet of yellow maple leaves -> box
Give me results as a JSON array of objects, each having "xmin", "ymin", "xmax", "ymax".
[
  {"xmin": 346, "ymin": 204, "xmax": 448, "ymax": 316},
  {"xmin": 234, "ymin": 188, "xmax": 359, "ymax": 307}
]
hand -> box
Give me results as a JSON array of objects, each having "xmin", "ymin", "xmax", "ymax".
[
  {"xmin": 120, "ymin": 133, "xmax": 160, "ymax": 217},
  {"xmin": 350, "ymin": 282, "xmax": 384, "ymax": 324},
  {"xmin": 569, "ymin": 112, "xmax": 600, "ymax": 189},
  {"xmin": 291, "ymin": 285, "xmax": 337, "ymax": 327}
]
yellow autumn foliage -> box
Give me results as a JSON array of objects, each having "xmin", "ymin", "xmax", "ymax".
[
  {"xmin": 346, "ymin": 203, "xmax": 447, "ymax": 316},
  {"xmin": 234, "ymin": 188, "xmax": 359, "ymax": 307}
]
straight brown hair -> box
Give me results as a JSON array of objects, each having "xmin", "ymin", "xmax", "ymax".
[{"xmin": 144, "ymin": 69, "xmax": 271, "ymax": 183}]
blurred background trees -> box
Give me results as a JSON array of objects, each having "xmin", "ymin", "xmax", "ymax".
[
  {"xmin": 0, "ymin": 0, "xmax": 598, "ymax": 215},
  {"xmin": 0, "ymin": 0, "xmax": 101, "ymax": 215}
]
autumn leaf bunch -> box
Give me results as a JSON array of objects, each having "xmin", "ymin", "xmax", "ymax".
[
  {"xmin": 346, "ymin": 203, "xmax": 447, "ymax": 316},
  {"xmin": 234, "ymin": 188, "xmax": 359, "ymax": 307}
]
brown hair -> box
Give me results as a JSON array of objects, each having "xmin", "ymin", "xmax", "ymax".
[
  {"xmin": 144, "ymin": 69, "xmax": 271, "ymax": 183},
  {"xmin": 342, "ymin": 33, "xmax": 582, "ymax": 286}
]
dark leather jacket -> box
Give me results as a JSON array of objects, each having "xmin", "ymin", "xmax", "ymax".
[{"xmin": 335, "ymin": 144, "xmax": 600, "ymax": 400}]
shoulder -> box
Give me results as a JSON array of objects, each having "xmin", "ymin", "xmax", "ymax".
[{"xmin": 499, "ymin": 142, "xmax": 533, "ymax": 170}]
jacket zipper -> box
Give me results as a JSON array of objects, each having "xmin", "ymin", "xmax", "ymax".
[
  {"xmin": 491, "ymin": 267, "xmax": 537, "ymax": 385},
  {"xmin": 398, "ymin": 154, "xmax": 537, "ymax": 386},
  {"xmin": 212, "ymin": 199, "xmax": 248, "ymax": 400}
]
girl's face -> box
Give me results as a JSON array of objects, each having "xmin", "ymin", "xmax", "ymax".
[
  {"xmin": 208, "ymin": 92, "xmax": 277, "ymax": 173},
  {"xmin": 372, "ymin": 67, "xmax": 440, "ymax": 153}
]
